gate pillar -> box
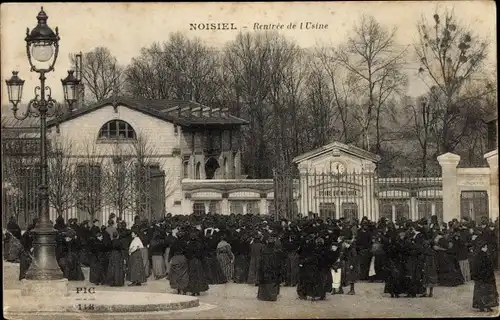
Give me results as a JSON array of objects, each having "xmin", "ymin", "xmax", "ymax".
[
  {"xmin": 485, "ymin": 150, "xmax": 498, "ymax": 221},
  {"xmin": 437, "ymin": 152, "xmax": 461, "ymax": 222}
]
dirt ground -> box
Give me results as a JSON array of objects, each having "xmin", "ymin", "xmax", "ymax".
[{"xmin": 3, "ymin": 262, "xmax": 499, "ymax": 319}]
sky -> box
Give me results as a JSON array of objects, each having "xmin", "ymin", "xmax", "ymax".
[{"xmin": 1, "ymin": 1, "xmax": 496, "ymax": 108}]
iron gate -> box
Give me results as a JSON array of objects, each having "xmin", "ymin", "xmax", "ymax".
[
  {"xmin": 273, "ymin": 167, "xmax": 445, "ymax": 222},
  {"xmin": 460, "ymin": 191, "xmax": 489, "ymax": 221}
]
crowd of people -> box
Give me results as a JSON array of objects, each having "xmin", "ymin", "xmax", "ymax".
[{"xmin": 3, "ymin": 212, "xmax": 499, "ymax": 312}]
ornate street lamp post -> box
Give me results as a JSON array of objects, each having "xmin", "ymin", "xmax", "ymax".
[{"xmin": 4, "ymin": 7, "xmax": 80, "ymax": 281}]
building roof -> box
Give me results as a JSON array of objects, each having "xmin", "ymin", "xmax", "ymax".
[
  {"xmin": 292, "ymin": 141, "xmax": 381, "ymax": 164},
  {"xmin": 46, "ymin": 97, "xmax": 249, "ymax": 128},
  {"xmin": 1, "ymin": 116, "xmax": 40, "ymax": 130}
]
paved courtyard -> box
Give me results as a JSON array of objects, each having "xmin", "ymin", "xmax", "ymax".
[{"xmin": 3, "ymin": 262, "xmax": 499, "ymax": 319}]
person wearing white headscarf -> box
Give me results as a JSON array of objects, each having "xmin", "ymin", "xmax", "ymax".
[{"xmin": 128, "ymin": 228, "xmax": 147, "ymax": 286}]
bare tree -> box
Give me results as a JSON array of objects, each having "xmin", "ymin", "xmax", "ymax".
[
  {"xmin": 70, "ymin": 47, "xmax": 123, "ymax": 102},
  {"xmin": 47, "ymin": 137, "xmax": 76, "ymax": 219},
  {"xmin": 74, "ymin": 138, "xmax": 107, "ymax": 221},
  {"xmin": 314, "ymin": 46, "xmax": 361, "ymax": 144},
  {"xmin": 222, "ymin": 32, "xmax": 276, "ymax": 178},
  {"xmin": 302, "ymin": 64, "xmax": 336, "ymax": 148},
  {"xmin": 124, "ymin": 33, "xmax": 221, "ymax": 105},
  {"xmin": 129, "ymin": 133, "xmax": 177, "ymax": 220},
  {"xmin": 415, "ymin": 9, "xmax": 492, "ymax": 155},
  {"xmin": 406, "ymin": 95, "xmax": 437, "ymax": 176},
  {"xmin": 266, "ymin": 37, "xmax": 309, "ymax": 168},
  {"xmin": 337, "ymin": 15, "xmax": 408, "ymax": 153},
  {"xmin": 102, "ymin": 140, "xmax": 136, "ymax": 220}
]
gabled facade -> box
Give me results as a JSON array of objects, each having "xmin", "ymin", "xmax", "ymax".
[{"xmin": 15, "ymin": 97, "xmax": 249, "ymax": 225}]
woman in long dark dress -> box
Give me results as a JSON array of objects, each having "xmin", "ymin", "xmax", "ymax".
[
  {"xmin": 318, "ymin": 237, "xmax": 335, "ymax": 300},
  {"xmin": 257, "ymin": 237, "xmax": 282, "ymax": 301},
  {"xmin": 472, "ymin": 242, "xmax": 499, "ymax": 312},
  {"xmin": 372, "ymin": 232, "xmax": 387, "ymax": 282},
  {"xmin": 422, "ymin": 239, "xmax": 438, "ymax": 297},
  {"xmin": 232, "ymin": 231, "xmax": 251, "ymax": 283},
  {"xmin": 169, "ymin": 233, "xmax": 189, "ymax": 294},
  {"xmin": 186, "ymin": 233, "xmax": 209, "ymax": 296},
  {"xmin": 297, "ymin": 234, "xmax": 324, "ymax": 300},
  {"xmin": 283, "ymin": 233, "xmax": 300, "ymax": 287},
  {"xmin": 150, "ymin": 230, "xmax": 167, "ymax": 279},
  {"xmin": 106, "ymin": 232, "xmax": 125, "ymax": 286},
  {"xmin": 203, "ymin": 229, "xmax": 227, "ymax": 284},
  {"xmin": 384, "ymin": 231, "xmax": 406, "ymax": 298},
  {"xmin": 434, "ymin": 234, "xmax": 464, "ymax": 287},
  {"xmin": 297, "ymin": 234, "xmax": 313, "ymax": 299},
  {"xmin": 59, "ymin": 229, "xmax": 85, "ymax": 281},
  {"xmin": 89, "ymin": 232, "xmax": 109, "ymax": 285},
  {"xmin": 247, "ymin": 234, "xmax": 264, "ymax": 285},
  {"xmin": 128, "ymin": 229, "xmax": 147, "ymax": 286}
]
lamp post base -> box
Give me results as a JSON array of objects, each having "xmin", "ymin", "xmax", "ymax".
[
  {"xmin": 21, "ymin": 278, "xmax": 69, "ymax": 297},
  {"xmin": 25, "ymin": 225, "xmax": 64, "ymax": 281}
]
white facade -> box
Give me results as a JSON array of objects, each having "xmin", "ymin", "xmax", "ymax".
[{"xmin": 47, "ymin": 103, "xmax": 183, "ymax": 224}]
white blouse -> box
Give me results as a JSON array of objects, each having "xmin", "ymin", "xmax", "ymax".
[{"xmin": 129, "ymin": 236, "xmax": 144, "ymax": 255}]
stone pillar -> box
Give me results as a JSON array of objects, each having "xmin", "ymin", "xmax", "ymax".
[
  {"xmin": 298, "ymin": 164, "xmax": 309, "ymax": 215},
  {"xmin": 221, "ymin": 193, "xmax": 230, "ymax": 215},
  {"xmin": 410, "ymin": 197, "xmax": 417, "ymax": 221},
  {"xmin": 204, "ymin": 202, "xmax": 210, "ymax": 214},
  {"xmin": 259, "ymin": 193, "xmax": 267, "ymax": 215},
  {"xmin": 260, "ymin": 199, "xmax": 267, "ymax": 215},
  {"xmin": 363, "ymin": 162, "xmax": 378, "ymax": 221},
  {"xmin": 437, "ymin": 152, "xmax": 461, "ymax": 222},
  {"xmin": 485, "ymin": 149, "xmax": 499, "ymax": 221},
  {"xmin": 182, "ymin": 192, "xmax": 192, "ymax": 215}
]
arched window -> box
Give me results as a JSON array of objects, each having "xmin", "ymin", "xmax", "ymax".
[
  {"xmin": 98, "ymin": 120, "xmax": 136, "ymax": 140},
  {"xmin": 205, "ymin": 157, "xmax": 220, "ymax": 180},
  {"xmin": 183, "ymin": 160, "xmax": 189, "ymax": 179}
]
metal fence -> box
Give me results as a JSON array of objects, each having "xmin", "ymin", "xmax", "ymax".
[
  {"xmin": 273, "ymin": 168, "xmax": 446, "ymax": 222},
  {"xmin": 2, "ymin": 155, "xmax": 166, "ymax": 229},
  {"xmin": 375, "ymin": 175, "xmax": 443, "ymax": 222}
]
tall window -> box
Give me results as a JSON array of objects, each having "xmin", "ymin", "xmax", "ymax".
[
  {"xmin": 183, "ymin": 160, "xmax": 189, "ymax": 179},
  {"xmin": 98, "ymin": 120, "xmax": 136, "ymax": 139},
  {"xmin": 192, "ymin": 202, "xmax": 205, "ymax": 215},
  {"xmin": 195, "ymin": 162, "xmax": 201, "ymax": 179},
  {"xmin": 246, "ymin": 201, "xmax": 260, "ymax": 215},
  {"xmin": 232, "ymin": 152, "xmax": 237, "ymax": 178},
  {"xmin": 208, "ymin": 200, "xmax": 221, "ymax": 214},
  {"xmin": 230, "ymin": 201, "xmax": 245, "ymax": 215}
]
